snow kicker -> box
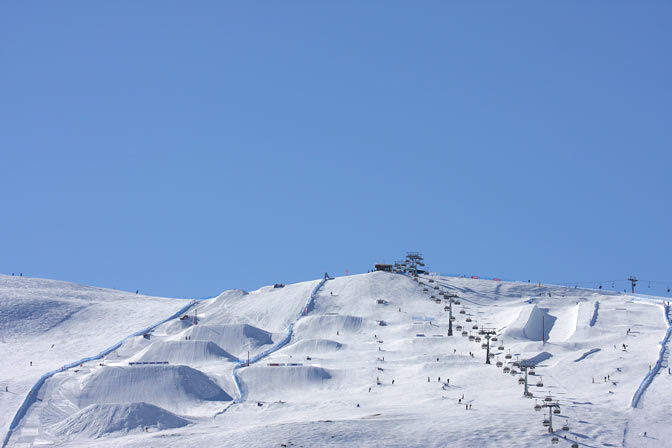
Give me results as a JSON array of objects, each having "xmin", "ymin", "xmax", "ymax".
[
  {"xmin": 217, "ymin": 277, "xmax": 328, "ymax": 415},
  {"xmin": 2, "ymin": 300, "xmax": 197, "ymax": 448}
]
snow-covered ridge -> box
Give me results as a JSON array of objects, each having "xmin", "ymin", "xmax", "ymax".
[{"xmin": 2, "ymin": 272, "xmax": 671, "ymax": 447}]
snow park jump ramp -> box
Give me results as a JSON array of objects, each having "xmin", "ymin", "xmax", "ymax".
[{"xmin": 2, "ymin": 299, "xmax": 196, "ymax": 448}]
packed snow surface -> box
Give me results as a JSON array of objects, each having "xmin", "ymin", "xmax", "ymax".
[{"xmin": 2, "ymin": 272, "xmax": 672, "ymax": 447}]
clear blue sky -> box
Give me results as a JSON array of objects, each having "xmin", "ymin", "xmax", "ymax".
[{"xmin": 1, "ymin": 2, "xmax": 670, "ymax": 298}]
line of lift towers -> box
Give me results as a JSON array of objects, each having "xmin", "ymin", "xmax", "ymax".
[{"xmin": 399, "ymin": 252, "xmax": 578, "ymax": 447}]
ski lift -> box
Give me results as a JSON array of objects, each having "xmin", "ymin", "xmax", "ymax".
[
  {"xmin": 551, "ymin": 436, "xmax": 559, "ymax": 444},
  {"xmin": 431, "ymin": 295, "xmax": 436, "ymax": 299},
  {"xmin": 562, "ymin": 421, "xmax": 569, "ymax": 431},
  {"xmin": 543, "ymin": 419, "xmax": 550, "ymax": 427},
  {"xmin": 529, "ymin": 369, "xmax": 536, "ymax": 376},
  {"xmin": 510, "ymin": 369, "xmax": 518, "ymax": 375},
  {"xmin": 455, "ymin": 300, "xmax": 461, "ymax": 305},
  {"xmin": 505, "ymin": 352, "xmax": 512, "ymax": 359},
  {"xmin": 491, "ymin": 336, "xmax": 498, "ymax": 341},
  {"xmin": 553, "ymin": 408, "xmax": 561, "ymax": 414},
  {"xmin": 518, "ymin": 377, "xmax": 525, "ymax": 385},
  {"xmin": 475, "ymin": 336, "xmax": 481, "ymax": 342},
  {"xmin": 460, "ymin": 309, "xmax": 466, "ymax": 314},
  {"xmin": 571, "ymin": 440, "xmax": 579, "ymax": 448},
  {"xmin": 469, "ymin": 335, "xmax": 475, "ymax": 341},
  {"xmin": 456, "ymin": 325, "xmax": 463, "ymax": 331},
  {"xmin": 481, "ymin": 343, "xmax": 488, "ymax": 349},
  {"xmin": 444, "ymin": 306, "xmax": 450, "ymax": 311},
  {"xmin": 488, "ymin": 352, "xmax": 495, "ymax": 358},
  {"xmin": 536, "ymin": 378, "xmax": 544, "ymax": 387},
  {"xmin": 544, "ymin": 396, "xmax": 553, "ymax": 402},
  {"xmin": 513, "ymin": 361, "xmax": 520, "ymax": 368},
  {"xmin": 450, "ymin": 316, "xmax": 456, "ymax": 321},
  {"xmin": 503, "ymin": 367, "xmax": 510, "ymax": 373},
  {"xmin": 534, "ymin": 402, "xmax": 541, "ymax": 411},
  {"xmin": 472, "ymin": 324, "xmax": 478, "ymax": 330},
  {"xmin": 498, "ymin": 344, "xmax": 504, "ymax": 350},
  {"xmin": 466, "ymin": 317, "xmax": 472, "ymax": 322},
  {"xmin": 461, "ymin": 331, "xmax": 468, "ymax": 337},
  {"xmin": 496, "ymin": 361, "xmax": 503, "ymax": 367}
]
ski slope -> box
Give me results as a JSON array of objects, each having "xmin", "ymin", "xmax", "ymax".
[{"xmin": 2, "ymin": 272, "xmax": 671, "ymax": 447}]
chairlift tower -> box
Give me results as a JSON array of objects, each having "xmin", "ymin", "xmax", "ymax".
[
  {"xmin": 480, "ymin": 328, "xmax": 497, "ymax": 364},
  {"xmin": 445, "ymin": 293, "xmax": 459, "ymax": 336},
  {"xmin": 539, "ymin": 401, "xmax": 561, "ymax": 433},
  {"xmin": 406, "ymin": 252, "xmax": 424, "ymax": 277},
  {"xmin": 519, "ymin": 360, "xmax": 535, "ymax": 397},
  {"xmin": 628, "ymin": 276, "xmax": 638, "ymax": 294}
]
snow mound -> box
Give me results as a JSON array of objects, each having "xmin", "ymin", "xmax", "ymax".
[
  {"xmin": 239, "ymin": 366, "xmax": 332, "ymax": 400},
  {"xmin": 136, "ymin": 340, "xmax": 237, "ymax": 365},
  {"xmin": 78, "ymin": 365, "xmax": 232, "ymax": 413},
  {"xmin": 280, "ymin": 339, "xmax": 343, "ymax": 354},
  {"xmin": 294, "ymin": 315, "xmax": 364, "ymax": 338},
  {"xmin": 183, "ymin": 324, "xmax": 273, "ymax": 359},
  {"xmin": 504, "ymin": 304, "xmax": 557, "ymax": 342},
  {"xmin": 49, "ymin": 402, "xmax": 189, "ymax": 439}
]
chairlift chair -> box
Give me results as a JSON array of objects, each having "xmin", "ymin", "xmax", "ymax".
[
  {"xmin": 491, "ymin": 336, "xmax": 498, "ymax": 341},
  {"xmin": 505, "ymin": 352, "xmax": 512, "ymax": 359},
  {"xmin": 571, "ymin": 440, "xmax": 579, "ymax": 448},
  {"xmin": 450, "ymin": 316, "xmax": 456, "ymax": 321},
  {"xmin": 543, "ymin": 419, "xmax": 550, "ymax": 427},
  {"xmin": 472, "ymin": 324, "xmax": 478, "ymax": 330},
  {"xmin": 475, "ymin": 336, "xmax": 481, "ymax": 342},
  {"xmin": 481, "ymin": 343, "xmax": 488, "ymax": 349},
  {"xmin": 496, "ymin": 361, "xmax": 503, "ymax": 367},
  {"xmin": 553, "ymin": 408, "xmax": 561, "ymax": 414},
  {"xmin": 503, "ymin": 367, "xmax": 510, "ymax": 373},
  {"xmin": 534, "ymin": 402, "xmax": 541, "ymax": 411},
  {"xmin": 469, "ymin": 335, "xmax": 475, "ymax": 341},
  {"xmin": 510, "ymin": 369, "xmax": 518, "ymax": 375},
  {"xmin": 466, "ymin": 317, "xmax": 472, "ymax": 322},
  {"xmin": 455, "ymin": 300, "xmax": 461, "ymax": 305},
  {"xmin": 529, "ymin": 369, "xmax": 536, "ymax": 375},
  {"xmin": 551, "ymin": 436, "xmax": 559, "ymax": 444},
  {"xmin": 536, "ymin": 379, "xmax": 544, "ymax": 387},
  {"xmin": 544, "ymin": 396, "xmax": 552, "ymax": 402},
  {"xmin": 461, "ymin": 331, "xmax": 468, "ymax": 337},
  {"xmin": 460, "ymin": 309, "xmax": 466, "ymax": 314},
  {"xmin": 518, "ymin": 377, "xmax": 525, "ymax": 385},
  {"xmin": 488, "ymin": 352, "xmax": 495, "ymax": 358},
  {"xmin": 498, "ymin": 344, "xmax": 504, "ymax": 350},
  {"xmin": 562, "ymin": 421, "xmax": 569, "ymax": 431},
  {"xmin": 456, "ymin": 325, "xmax": 463, "ymax": 331}
]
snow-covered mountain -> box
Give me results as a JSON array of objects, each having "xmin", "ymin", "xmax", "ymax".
[{"xmin": 1, "ymin": 272, "xmax": 670, "ymax": 447}]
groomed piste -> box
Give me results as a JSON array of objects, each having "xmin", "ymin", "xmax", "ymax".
[{"xmin": 2, "ymin": 272, "xmax": 671, "ymax": 448}]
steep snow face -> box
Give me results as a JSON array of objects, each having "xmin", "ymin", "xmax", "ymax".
[
  {"xmin": 134, "ymin": 340, "xmax": 238, "ymax": 365},
  {"xmin": 78, "ymin": 365, "xmax": 232, "ymax": 413},
  {"xmin": 48, "ymin": 403, "xmax": 190, "ymax": 439},
  {"xmin": 4, "ymin": 271, "xmax": 672, "ymax": 448}
]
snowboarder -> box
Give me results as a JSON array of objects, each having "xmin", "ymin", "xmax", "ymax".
[
  {"xmin": 428, "ymin": 377, "xmax": 430, "ymax": 382},
  {"xmin": 392, "ymin": 379, "xmax": 395, "ymax": 385},
  {"xmin": 438, "ymin": 377, "xmax": 441, "ymax": 382},
  {"xmin": 29, "ymin": 361, "xmax": 32, "ymax": 366},
  {"xmin": 469, "ymin": 404, "xmax": 472, "ymax": 410},
  {"xmin": 368, "ymin": 387, "xmax": 371, "ymax": 392},
  {"xmin": 465, "ymin": 404, "xmax": 468, "ymax": 410},
  {"xmin": 356, "ymin": 403, "xmax": 360, "ymax": 408}
]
